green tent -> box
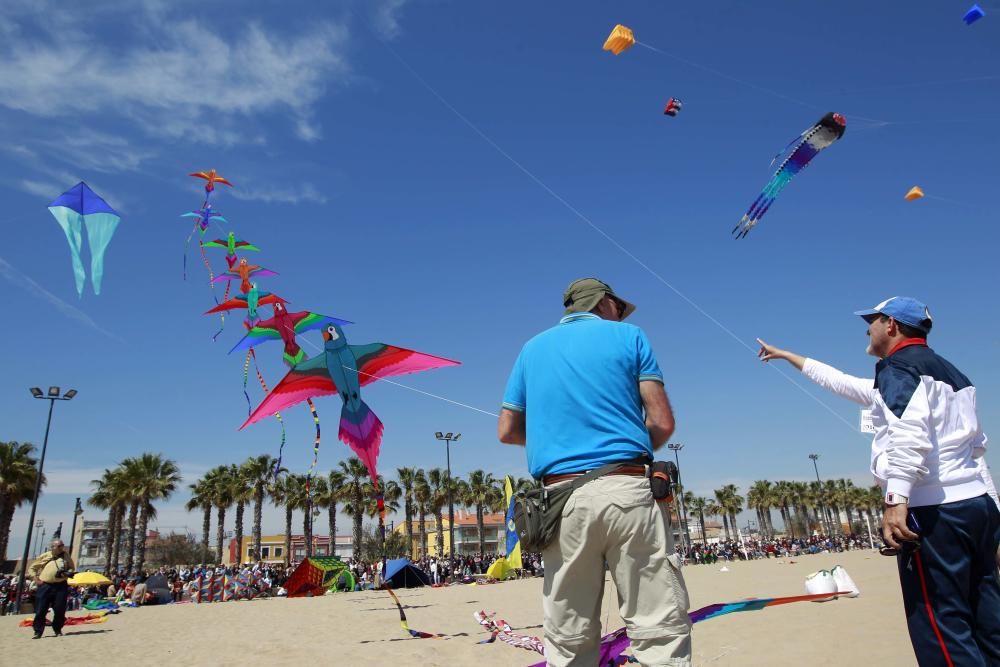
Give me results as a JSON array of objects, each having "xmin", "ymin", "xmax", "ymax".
[{"xmin": 286, "ymin": 557, "xmax": 355, "ymax": 597}]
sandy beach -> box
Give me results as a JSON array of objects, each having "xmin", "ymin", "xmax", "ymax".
[{"xmin": 1, "ymin": 549, "xmax": 916, "ymax": 666}]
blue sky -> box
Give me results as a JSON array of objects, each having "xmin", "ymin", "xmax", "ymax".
[{"xmin": 2, "ymin": 0, "xmax": 997, "ymax": 550}]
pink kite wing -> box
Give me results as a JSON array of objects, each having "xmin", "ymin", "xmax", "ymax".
[
  {"xmin": 348, "ymin": 343, "xmax": 461, "ymax": 387},
  {"xmin": 240, "ymin": 364, "xmax": 338, "ymax": 429}
]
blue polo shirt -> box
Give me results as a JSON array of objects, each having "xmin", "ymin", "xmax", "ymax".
[{"xmin": 502, "ymin": 313, "xmax": 664, "ymax": 478}]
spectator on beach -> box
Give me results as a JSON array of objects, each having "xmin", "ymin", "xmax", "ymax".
[
  {"xmin": 499, "ymin": 277, "xmax": 691, "ymax": 666},
  {"xmin": 28, "ymin": 539, "xmax": 75, "ymax": 639}
]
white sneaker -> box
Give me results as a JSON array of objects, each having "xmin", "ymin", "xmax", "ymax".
[
  {"xmin": 831, "ymin": 565, "xmax": 860, "ymax": 597},
  {"xmin": 804, "ymin": 570, "xmax": 838, "ymax": 601}
]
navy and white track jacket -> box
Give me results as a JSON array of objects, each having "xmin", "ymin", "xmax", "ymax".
[{"xmin": 802, "ymin": 343, "xmax": 987, "ymax": 508}]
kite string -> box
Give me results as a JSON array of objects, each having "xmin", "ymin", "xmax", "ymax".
[
  {"xmin": 634, "ymin": 42, "xmax": 891, "ymax": 127},
  {"xmin": 243, "ymin": 348, "xmax": 287, "ymax": 475},
  {"xmin": 382, "ymin": 43, "xmax": 858, "ymax": 433}
]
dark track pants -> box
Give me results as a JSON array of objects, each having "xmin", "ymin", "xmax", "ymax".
[
  {"xmin": 898, "ymin": 494, "xmax": 1000, "ymax": 666},
  {"xmin": 32, "ymin": 583, "xmax": 68, "ymax": 635}
]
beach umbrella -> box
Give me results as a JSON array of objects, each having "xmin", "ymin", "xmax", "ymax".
[{"xmin": 68, "ymin": 572, "xmax": 112, "ymax": 587}]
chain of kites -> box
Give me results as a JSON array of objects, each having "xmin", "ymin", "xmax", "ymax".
[{"xmin": 177, "ymin": 170, "xmax": 460, "ymax": 521}]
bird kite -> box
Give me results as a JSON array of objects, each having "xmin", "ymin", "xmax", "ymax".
[
  {"xmin": 904, "ymin": 186, "xmax": 925, "ymax": 201},
  {"xmin": 733, "ymin": 112, "xmax": 846, "ymax": 239},
  {"xmin": 603, "ymin": 24, "xmax": 635, "ymax": 55},
  {"xmin": 204, "ymin": 285, "xmax": 288, "ymax": 322},
  {"xmin": 230, "ymin": 303, "xmax": 353, "ymax": 366},
  {"xmin": 241, "ymin": 323, "xmax": 460, "ymax": 482},
  {"xmin": 190, "ymin": 169, "xmax": 233, "ymax": 193},
  {"xmin": 181, "ymin": 204, "xmax": 226, "ymax": 238},
  {"xmin": 203, "ymin": 232, "xmax": 259, "ymax": 269},
  {"xmin": 663, "ymin": 98, "xmax": 683, "ymax": 117},
  {"xmin": 212, "ymin": 258, "xmax": 278, "ymax": 294},
  {"xmin": 475, "ymin": 591, "xmax": 852, "ymax": 666},
  {"xmin": 48, "ymin": 182, "xmax": 121, "ymax": 296}
]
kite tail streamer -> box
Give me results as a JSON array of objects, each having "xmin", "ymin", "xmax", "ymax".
[
  {"xmin": 387, "ymin": 587, "xmax": 443, "ymax": 639},
  {"xmin": 243, "ymin": 348, "xmax": 287, "ymax": 475},
  {"xmin": 305, "ymin": 398, "xmax": 321, "ymax": 482},
  {"xmin": 210, "ymin": 282, "xmax": 230, "ymax": 342}
]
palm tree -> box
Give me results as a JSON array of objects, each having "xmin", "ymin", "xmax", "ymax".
[
  {"xmin": 129, "ymin": 453, "xmax": 181, "ymax": 574},
  {"xmin": 397, "ymin": 467, "xmax": 417, "ymax": 558},
  {"xmin": 322, "ymin": 469, "xmax": 346, "ymax": 557},
  {"xmin": 285, "ymin": 474, "xmax": 311, "ymax": 559},
  {"xmin": 365, "ymin": 478, "xmax": 400, "ymax": 540},
  {"xmin": 0, "ymin": 442, "xmax": 43, "ymax": 562},
  {"xmin": 713, "ymin": 485, "xmax": 743, "ymax": 541},
  {"xmin": 204, "ymin": 465, "xmax": 235, "ymax": 564},
  {"xmin": 426, "ymin": 468, "xmax": 449, "ymax": 556},
  {"xmin": 118, "ymin": 456, "xmax": 147, "ymax": 575},
  {"xmin": 413, "ymin": 470, "xmax": 430, "ymax": 556},
  {"xmin": 772, "ymin": 481, "xmax": 795, "ymax": 538},
  {"xmin": 268, "ymin": 475, "xmax": 296, "ymax": 565},
  {"xmin": 227, "ymin": 463, "xmax": 253, "ymax": 566},
  {"xmin": 706, "ymin": 499, "xmax": 726, "ymax": 541},
  {"xmin": 686, "ymin": 496, "xmax": 710, "ymax": 545},
  {"xmin": 823, "ymin": 480, "xmax": 843, "ymax": 533},
  {"xmin": 305, "ymin": 476, "xmax": 328, "ymax": 557},
  {"xmin": 241, "ymin": 455, "xmax": 278, "ymax": 563},
  {"xmin": 186, "ymin": 476, "xmax": 214, "ymax": 564},
  {"xmin": 88, "ymin": 468, "xmax": 122, "ymax": 575},
  {"xmin": 338, "ymin": 458, "xmax": 370, "ymax": 559},
  {"xmin": 463, "ymin": 470, "xmax": 498, "ymax": 553},
  {"xmin": 747, "ymin": 481, "xmax": 775, "ymax": 537}
]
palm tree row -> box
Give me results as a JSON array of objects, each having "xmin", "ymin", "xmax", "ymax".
[
  {"xmin": 0, "ymin": 442, "xmax": 45, "ymax": 562},
  {"xmin": 88, "ymin": 453, "xmax": 181, "ymax": 576},
  {"xmin": 186, "ymin": 454, "xmax": 543, "ymax": 564},
  {"xmin": 686, "ymin": 478, "xmax": 884, "ymax": 544}
]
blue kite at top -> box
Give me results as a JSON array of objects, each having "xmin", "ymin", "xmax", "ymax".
[
  {"xmin": 964, "ymin": 5, "xmax": 985, "ymax": 24},
  {"xmin": 733, "ymin": 112, "xmax": 846, "ymax": 239},
  {"xmin": 47, "ymin": 182, "xmax": 121, "ymax": 296}
]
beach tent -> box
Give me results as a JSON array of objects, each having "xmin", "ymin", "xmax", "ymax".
[
  {"xmin": 286, "ymin": 557, "xmax": 351, "ymax": 597},
  {"xmin": 384, "ymin": 558, "xmax": 430, "ymax": 588}
]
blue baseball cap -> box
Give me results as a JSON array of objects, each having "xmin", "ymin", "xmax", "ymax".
[{"xmin": 854, "ymin": 296, "xmax": 933, "ymax": 334}]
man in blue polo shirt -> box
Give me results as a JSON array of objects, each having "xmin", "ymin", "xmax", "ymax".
[{"xmin": 498, "ymin": 277, "xmax": 692, "ymax": 667}]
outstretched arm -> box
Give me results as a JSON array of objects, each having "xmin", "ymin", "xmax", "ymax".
[
  {"xmin": 758, "ymin": 338, "xmax": 875, "ymax": 406},
  {"xmin": 756, "ymin": 338, "xmax": 806, "ymax": 370}
]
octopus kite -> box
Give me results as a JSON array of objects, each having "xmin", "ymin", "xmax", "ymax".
[{"xmin": 733, "ymin": 112, "xmax": 846, "ymax": 239}]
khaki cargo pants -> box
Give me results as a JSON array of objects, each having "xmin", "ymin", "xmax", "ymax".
[{"xmin": 542, "ymin": 475, "xmax": 692, "ymax": 666}]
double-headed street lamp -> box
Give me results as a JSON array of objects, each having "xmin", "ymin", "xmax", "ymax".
[
  {"xmin": 666, "ymin": 443, "xmax": 690, "ymax": 551},
  {"xmin": 435, "ymin": 432, "xmax": 461, "ymax": 556},
  {"xmin": 14, "ymin": 386, "xmax": 77, "ymax": 614}
]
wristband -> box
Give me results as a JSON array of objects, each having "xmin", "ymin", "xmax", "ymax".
[{"xmin": 885, "ymin": 491, "xmax": 908, "ymax": 506}]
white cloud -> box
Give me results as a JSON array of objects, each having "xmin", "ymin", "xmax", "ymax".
[
  {"xmin": 0, "ymin": 17, "xmax": 352, "ymax": 145},
  {"xmin": 230, "ymin": 182, "xmax": 329, "ymax": 205},
  {"xmin": 371, "ymin": 0, "xmax": 408, "ymax": 39}
]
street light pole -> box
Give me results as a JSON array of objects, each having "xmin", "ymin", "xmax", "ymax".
[
  {"xmin": 666, "ymin": 443, "xmax": 690, "ymax": 552},
  {"xmin": 14, "ymin": 386, "xmax": 77, "ymax": 614},
  {"xmin": 435, "ymin": 432, "xmax": 461, "ymax": 557},
  {"xmin": 808, "ymin": 453, "xmax": 830, "ymax": 535}
]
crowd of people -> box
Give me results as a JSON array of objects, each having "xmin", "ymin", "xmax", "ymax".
[{"xmin": 679, "ymin": 533, "xmax": 875, "ymax": 565}]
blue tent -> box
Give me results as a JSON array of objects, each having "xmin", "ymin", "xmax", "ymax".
[{"xmin": 384, "ymin": 559, "xmax": 430, "ymax": 588}]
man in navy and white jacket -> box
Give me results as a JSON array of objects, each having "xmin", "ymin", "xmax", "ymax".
[{"xmin": 758, "ymin": 296, "xmax": 1000, "ymax": 667}]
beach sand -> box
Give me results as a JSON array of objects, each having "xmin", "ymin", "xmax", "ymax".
[{"xmin": 1, "ymin": 549, "xmax": 916, "ymax": 666}]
